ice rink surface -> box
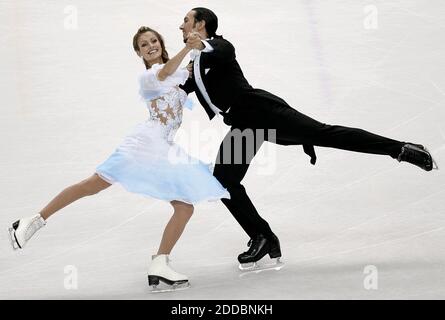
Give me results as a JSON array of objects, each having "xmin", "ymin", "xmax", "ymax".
[{"xmin": 0, "ymin": 0, "xmax": 444, "ymax": 299}]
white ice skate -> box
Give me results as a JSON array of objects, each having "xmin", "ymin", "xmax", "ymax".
[
  {"xmin": 8, "ymin": 214, "xmax": 46, "ymax": 250},
  {"xmin": 147, "ymin": 254, "xmax": 190, "ymax": 293},
  {"xmin": 239, "ymin": 257, "xmax": 285, "ymax": 277}
]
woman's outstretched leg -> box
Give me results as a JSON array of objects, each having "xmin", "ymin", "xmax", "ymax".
[
  {"xmin": 148, "ymin": 200, "xmax": 194, "ymax": 289},
  {"xmin": 8, "ymin": 173, "xmax": 111, "ymax": 250},
  {"xmin": 40, "ymin": 173, "xmax": 111, "ymax": 220}
]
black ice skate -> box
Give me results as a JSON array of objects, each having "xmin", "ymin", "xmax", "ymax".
[
  {"xmin": 147, "ymin": 254, "xmax": 190, "ymax": 293},
  {"xmin": 398, "ymin": 143, "xmax": 438, "ymax": 171},
  {"xmin": 238, "ymin": 234, "xmax": 284, "ymax": 273}
]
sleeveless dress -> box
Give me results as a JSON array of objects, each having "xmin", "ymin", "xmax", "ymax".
[{"xmin": 95, "ymin": 63, "xmax": 230, "ymax": 204}]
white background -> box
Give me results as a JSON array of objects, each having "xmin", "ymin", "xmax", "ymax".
[{"xmin": 0, "ymin": 0, "xmax": 444, "ymax": 299}]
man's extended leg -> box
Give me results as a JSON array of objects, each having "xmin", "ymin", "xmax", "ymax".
[{"xmin": 241, "ymin": 89, "xmax": 434, "ymax": 170}]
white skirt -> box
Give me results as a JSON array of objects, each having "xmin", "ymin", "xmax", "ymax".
[{"xmin": 96, "ymin": 121, "xmax": 230, "ymax": 204}]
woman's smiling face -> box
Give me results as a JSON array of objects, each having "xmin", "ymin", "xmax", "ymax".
[{"xmin": 137, "ymin": 31, "xmax": 163, "ymax": 66}]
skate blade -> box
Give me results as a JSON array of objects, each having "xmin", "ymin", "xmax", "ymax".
[
  {"xmin": 149, "ymin": 281, "xmax": 190, "ymax": 293},
  {"xmin": 7, "ymin": 227, "xmax": 20, "ymax": 251},
  {"xmin": 424, "ymin": 147, "xmax": 439, "ymax": 170},
  {"xmin": 432, "ymin": 158, "xmax": 439, "ymax": 170},
  {"xmin": 239, "ymin": 258, "xmax": 284, "ymax": 276}
]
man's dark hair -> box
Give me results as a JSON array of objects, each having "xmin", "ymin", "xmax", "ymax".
[{"xmin": 192, "ymin": 7, "xmax": 222, "ymax": 39}]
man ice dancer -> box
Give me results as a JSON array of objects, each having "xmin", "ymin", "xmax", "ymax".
[{"xmin": 180, "ymin": 7, "xmax": 437, "ymax": 270}]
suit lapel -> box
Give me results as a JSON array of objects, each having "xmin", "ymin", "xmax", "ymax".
[{"xmin": 192, "ymin": 55, "xmax": 215, "ymax": 119}]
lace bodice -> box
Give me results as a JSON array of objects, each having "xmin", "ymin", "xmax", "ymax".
[
  {"xmin": 148, "ymin": 87, "xmax": 188, "ymax": 141},
  {"xmin": 138, "ymin": 64, "xmax": 190, "ymax": 142}
]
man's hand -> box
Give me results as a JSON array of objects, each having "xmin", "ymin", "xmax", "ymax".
[
  {"xmin": 186, "ymin": 32, "xmax": 205, "ymax": 50},
  {"xmin": 186, "ymin": 62, "xmax": 193, "ymax": 78}
]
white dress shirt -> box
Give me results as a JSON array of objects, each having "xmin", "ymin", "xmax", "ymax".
[{"xmin": 191, "ymin": 39, "xmax": 222, "ymax": 118}]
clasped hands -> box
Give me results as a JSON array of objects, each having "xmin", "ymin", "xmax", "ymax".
[{"xmin": 186, "ymin": 32, "xmax": 205, "ymax": 51}]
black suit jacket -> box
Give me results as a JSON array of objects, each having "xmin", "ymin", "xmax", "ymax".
[
  {"xmin": 180, "ymin": 37, "xmax": 317, "ymax": 164},
  {"xmin": 180, "ymin": 37, "xmax": 253, "ymax": 120}
]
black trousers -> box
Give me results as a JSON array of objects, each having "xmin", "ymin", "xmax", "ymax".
[{"xmin": 213, "ymin": 89, "xmax": 405, "ymax": 241}]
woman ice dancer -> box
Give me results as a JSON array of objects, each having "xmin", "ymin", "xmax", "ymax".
[{"xmin": 8, "ymin": 26, "xmax": 230, "ymax": 292}]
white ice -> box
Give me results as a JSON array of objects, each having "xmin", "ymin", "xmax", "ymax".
[{"xmin": 0, "ymin": 0, "xmax": 444, "ymax": 299}]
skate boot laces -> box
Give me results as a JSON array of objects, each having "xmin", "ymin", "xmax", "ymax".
[{"xmin": 24, "ymin": 215, "xmax": 46, "ymax": 241}]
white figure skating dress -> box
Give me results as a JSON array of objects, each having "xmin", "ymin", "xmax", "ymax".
[{"xmin": 96, "ymin": 64, "xmax": 230, "ymax": 204}]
